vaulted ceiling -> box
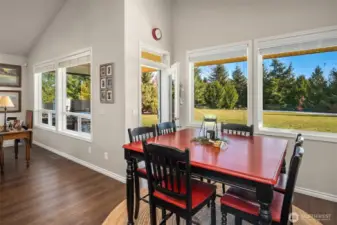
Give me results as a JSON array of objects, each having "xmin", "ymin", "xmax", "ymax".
[{"xmin": 0, "ymin": 0, "xmax": 67, "ymax": 56}]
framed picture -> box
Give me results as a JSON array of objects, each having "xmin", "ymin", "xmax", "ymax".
[
  {"xmin": 106, "ymin": 77, "xmax": 113, "ymax": 89},
  {"xmin": 100, "ymin": 63, "xmax": 114, "ymax": 104},
  {"xmin": 0, "ymin": 90, "xmax": 21, "ymax": 112},
  {"xmin": 100, "ymin": 90, "xmax": 106, "ymax": 102},
  {"xmin": 100, "ymin": 66, "xmax": 106, "ymax": 76},
  {"xmin": 100, "ymin": 78, "xmax": 106, "ymax": 89},
  {"xmin": 106, "ymin": 90, "xmax": 113, "ymax": 103},
  {"xmin": 106, "ymin": 64, "xmax": 113, "ymax": 76},
  {"xmin": 0, "ymin": 63, "xmax": 22, "ymax": 87}
]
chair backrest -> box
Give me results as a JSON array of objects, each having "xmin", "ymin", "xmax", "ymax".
[
  {"xmin": 128, "ymin": 125, "xmax": 156, "ymax": 143},
  {"xmin": 143, "ymin": 142, "xmax": 192, "ymax": 211},
  {"xmin": 156, "ymin": 121, "xmax": 176, "ymax": 136},
  {"xmin": 221, "ymin": 122, "xmax": 254, "ymax": 136},
  {"xmin": 281, "ymin": 142, "xmax": 304, "ymax": 224},
  {"xmin": 291, "ymin": 134, "xmax": 303, "ymax": 159}
]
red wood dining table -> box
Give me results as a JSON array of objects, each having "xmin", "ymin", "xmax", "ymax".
[{"xmin": 123, "ymin": 128, "xmax": 288, "ymax": 225}]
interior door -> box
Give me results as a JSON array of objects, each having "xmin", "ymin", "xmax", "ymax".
[{"xmin": 168, "ymin": 63, "xmax": 180, "ymax": 126}]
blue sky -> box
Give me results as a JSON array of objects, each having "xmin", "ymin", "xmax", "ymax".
[{"xmin": 199, "ymin": 51, "xmax": 337, "ymax": 79}]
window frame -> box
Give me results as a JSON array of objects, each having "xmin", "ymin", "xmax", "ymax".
[
  {"xmin": 34, "ymin": 48, "xmax": 93, "ymax": 142},
  {"xmin": 254, "ymin": 26, "xmax": 337, "ymax": 143},
  {"xmin": 187, "ymin": 40, "xmax": 253, "ymax": 127}
]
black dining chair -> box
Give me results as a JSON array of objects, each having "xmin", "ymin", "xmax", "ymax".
[
  {"xmin": 143, "ymin": 142, "xmax": 217, "ymax": 225},
  {"xmin": 220, "ymin": 142, "xmax": 304, "ymax": 225},
  {"xmin": 221, "ymin": 122, "xmax": 254, "ymax": 136},
  {"xmin": 127, "ymin": 125, "xmax": 157, "ymax": 219},
  {"xmin": 156, "ymin": 121, "xmax": 176, "ymax": 136},
  {"xmin": 275, "ymin": 134, "xmax": 304, "ymax": 194}
]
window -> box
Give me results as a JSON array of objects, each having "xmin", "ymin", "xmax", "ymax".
[
  {"xmin": 256, "ymin": 29, "xmax": 337, "ymax": 134},
  {"xmin": 34, "ymin": 49, "xmax": 92, "ymax": 141},
  {"xmin": 41, "ymin": 71, "xmax": 56, "ymax": 126},
  {"xmin": 189, "ymin": 43, "xmax": 251, "ymax": 125}
]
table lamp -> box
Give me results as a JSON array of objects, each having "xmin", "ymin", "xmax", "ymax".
[{"xmin": 0, "ymin": 96, "xmax": 15, "ymax": 132}]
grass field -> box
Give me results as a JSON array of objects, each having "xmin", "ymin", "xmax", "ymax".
[{"xmin": 142, "ymin": 108, "xmax": 337, "ymax": 133}]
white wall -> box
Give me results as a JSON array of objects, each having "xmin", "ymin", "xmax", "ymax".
[
  {"xmin": 172, "ymin": 0, "xmax": 337, "ymax": 198},
  {"xmin": 0, "ymin": 53, "xmax": 28, "ymax": 146},
  {"xmin": 28, "ymin": 0, "xmax": 126, "ymax": 177},
  {"xmin": 124, "ymin": 0, "xmax": 172, "ymax": 131}
]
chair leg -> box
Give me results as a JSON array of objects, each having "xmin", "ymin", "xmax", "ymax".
[
  {"xmin": 134, "ymin": 173, "xmax": 140, "ymax": 219},
  {"xmin": 150, "ymin": 203, "xmax": 157, "ymax": 225},
  {"xmin": 235, "ymin": 216, "xmax": 242, "ymax": 225},
  {"xmin": 211, "ymin": 195, "xmax": 216, "ymax": 225},
  {"xmin": 176, "ymin": 214, "xmax": 180, "ymax": 225},
  {"xmin": 186, "ymin": 216, "xmax": 192, "ymax": 225},
  {"xmin": 221, "ymin": 207, "xmax": 227, "ymax": 225},
  {"xmin": 222, "ymin": 183, "xmax": 226, "ymax": 194},
  {"xmin": 207, "ymin": 179, "xmax": 211, "ymax": 207},
  {"xmin": 161, "ymin": 209, "xmax": 166, "ymax": 225}
]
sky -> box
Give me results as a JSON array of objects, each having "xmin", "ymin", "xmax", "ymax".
[{"xmin": 199, "ymin": 51, "xmax": 337, "ymax": 79}]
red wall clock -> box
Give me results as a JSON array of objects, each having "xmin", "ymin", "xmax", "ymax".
[{"xmin": 152, "ymin": 28, "xmax": 162, "ymax": 41}]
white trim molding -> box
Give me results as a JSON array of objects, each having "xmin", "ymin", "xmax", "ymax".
[
  {"xmin": 33, "ymin": 141, "xmax": 126, "ymax": 184},
  {"xmin": 295, "ymin": 186, "xmax": 337, "ymax": 203}
]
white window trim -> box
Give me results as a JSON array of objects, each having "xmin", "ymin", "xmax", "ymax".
[
  {"xmin": 187, "ymin": 40, "xmax": 253, "ymax": 126},
  {"xmin": 34, "ymin": 47, "xmax": 93, "ymax": 142},
  {"xmin": 254, "ymin": 26, "xmax": 337, "ymax": 143}
]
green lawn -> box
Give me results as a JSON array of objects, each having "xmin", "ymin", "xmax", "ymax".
[{"xmin": 142, "ymin": 109, "xmax": 337, "ymax": 133}]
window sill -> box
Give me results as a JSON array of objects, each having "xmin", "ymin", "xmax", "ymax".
[
  {"xmin": 256, "ymin": 127, "xmax": 337, "ymax": 143},
  {"xmin": 58, "ymin": 130, "xmax": 92, "ymax": 143},
  {"xmin": 35, "ymin": 124, "xmax": 57, "ymax": 133},
  {"xmin": 34, "ymin": 124, "xmax": 92, "ymax": 143}
]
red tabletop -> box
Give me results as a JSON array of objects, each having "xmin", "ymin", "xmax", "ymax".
[{"xmin": 123, "ymin": 128, "xmax": 288, "ymax": 185}]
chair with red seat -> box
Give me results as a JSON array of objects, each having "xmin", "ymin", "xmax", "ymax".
[
  {"xmin": 143, "ymin": 142, "xmax": 217, "ymax": 225},
  {"xmin": 275, "ymin": 134, "xmax": 303, "ymax": 194},
  {"xmin": 220, "ymin": 144, "xmax": 304, "ymax": 225},
  {"xmin": 127, "ymin": 125, "xmax": 157, "ymax": 219}
]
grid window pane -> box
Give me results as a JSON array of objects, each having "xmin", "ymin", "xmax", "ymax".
[
  {"xmin": 41, "ymin": 112, "xmax": 48, "ymax": 125},
  {"xmin": 81, "ymin": 118, "xmax": 91, "ymax": 133},
  {"xmin": 66, "ymin": 115, "xmax": 78, "ymax": 131}
]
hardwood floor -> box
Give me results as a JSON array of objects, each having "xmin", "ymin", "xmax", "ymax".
[
  {"xmin": 0, "ymin": 144, "xmax": 125, "ymax": 225},
  {"xmin": 0, "ymin": 144, "xmax": 336, "ymax": 225}
]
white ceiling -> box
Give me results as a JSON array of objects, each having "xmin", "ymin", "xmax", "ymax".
[{"xmin": 0, "ymin": 0, "xmax": 67, "ymax": 56}]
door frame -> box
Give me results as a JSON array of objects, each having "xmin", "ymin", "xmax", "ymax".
[{"xmin": 139, "ymin": 42, "xmax": 170, "ymax": 126}]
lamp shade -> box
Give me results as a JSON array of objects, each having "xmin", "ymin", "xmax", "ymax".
[{"xmin": 0, "ymin": 96, "xmax": 15, "ymax": 108}]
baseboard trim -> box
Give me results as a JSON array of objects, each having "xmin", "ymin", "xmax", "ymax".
[
  {"xmin": 295, "ymin": 186, "xmax": 337, "ymax": 203},
  {"xmin": 32, "ymin": 141, "xmax": 126, "ymax": 184}
]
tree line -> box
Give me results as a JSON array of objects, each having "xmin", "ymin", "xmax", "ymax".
[{"xmin": 195, "ymin": 58, "xmax": 337, "ymax": 113}]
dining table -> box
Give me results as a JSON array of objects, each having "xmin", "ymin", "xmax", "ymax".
[{"xmin": 123, "ymin": 128, "xmax": 288, "ymax": 225}]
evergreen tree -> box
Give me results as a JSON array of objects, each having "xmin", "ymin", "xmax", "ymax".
[
  {"xmin": 221, "ymin": 83, "xmax": 239, "ymax": 109},
  {"xmin": 208, "ymin": 64, "xmax": 229, "ymax": 85},
  {"xmin": 194, "ymin": 67, "xmax": 206, "ymax": 106},
  {"xmin": 329, "ymin": 68, "xmax": 337, "ymax": 95},
  {"xmin": 232, "ymin": 65, "xmax": 247, "ymax": 108},
  {"xmin": 308, "ymin": 66, "xmax": 328, "ymax": 111},
  {"xmin": 204, "ymin": 81, "xmax": 224, "ymax": 109},
  {"xmin": 42, "ymin": 72, "xmax": 56, "ymax": 107}
]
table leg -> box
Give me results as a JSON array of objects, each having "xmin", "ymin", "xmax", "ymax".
[
  {"xmin": 24, "ymin": 138, "xmax": 30, "ymax": 168},
  {"xmin": 14, "ymin": 139, "xmax": 19, "ymax": 159},
  {"xmin": 256, "ymin": 184, "xmax": 273, "ymax": 225},
  {"xmin": 0, "ymin": 139, "xmax": 3, "ymax": 174},
  {"xmin": 281, "ymin": 159, "xmax": 286, "ymax": 174},
  {"xmin": 126, "ymin": 158, "xmax": 135, "ymax": 225}
]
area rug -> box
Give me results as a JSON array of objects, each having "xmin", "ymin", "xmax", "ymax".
[{"xmin": 103, "ymin": 189, "xmax": 321, "ymax": 225}]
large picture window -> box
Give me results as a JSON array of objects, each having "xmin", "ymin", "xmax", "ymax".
[
  {"xmin": 256, "ymin": 28, "xmax": 337, "ymax": 135},
  {"xmin": 34, "ymin": 49, "xmax": 92, "ymax": 141},
  {"xmin": 189, "ymin": 43, "xmax": 250, "ymax": 125}
]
